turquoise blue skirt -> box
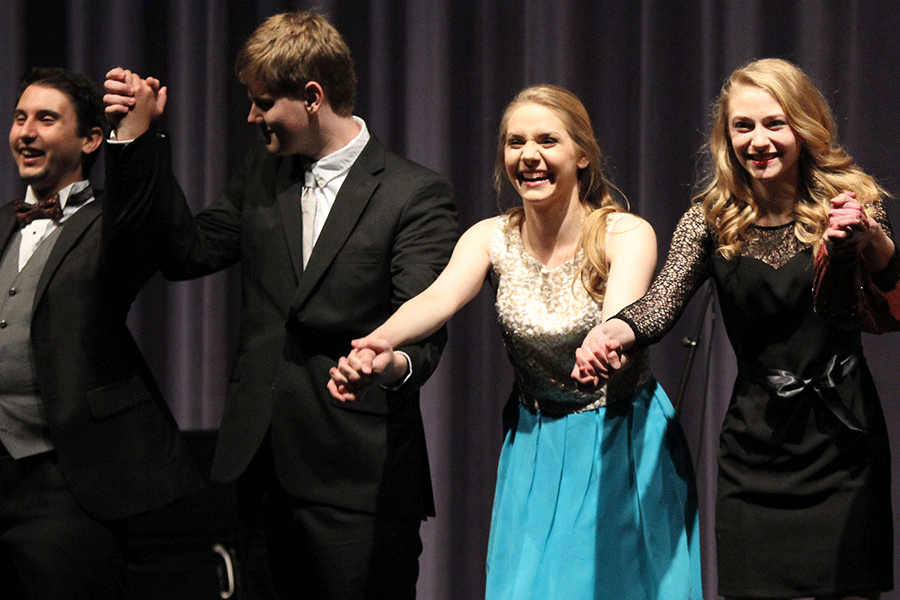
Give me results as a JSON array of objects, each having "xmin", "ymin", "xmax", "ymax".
[{"xmin": 485, "ymin": 378, "xmax": 702, "ymax": 599}]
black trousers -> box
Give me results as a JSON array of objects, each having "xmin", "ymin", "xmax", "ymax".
[
  {"xmin": 0, "ymin": 450, "xmax": 125, "ymax": 600},
  {"xmin": 237, "ymin": 436, "xmax": 423, "ymax": 600}
]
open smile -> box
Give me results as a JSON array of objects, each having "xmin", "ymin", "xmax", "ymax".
[
  {"xmin": 16, "ymin": 146, "xmax": 45, "ymax": 166},
  {"xmin": 517, "ymin": 170, "xmax": 553, "ymax": 186},
  {"xmin": 748, "ymin": 152, "xmax": 779, "ymax": 166}
]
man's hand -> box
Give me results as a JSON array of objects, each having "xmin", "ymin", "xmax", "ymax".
[
  {"xmin": 103, "ymin": 68, "xmax": 167, "ymax": 140},
  {"xmin": 327, "ymin": 337, "xmax": 407, "ymax": 401}
]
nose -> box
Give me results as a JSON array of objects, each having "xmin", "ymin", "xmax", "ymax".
[
  {"xmin": 749, "ymin": 125, "xmax": 768, "ymax": 148},
  {"xmin": 13, "ymin": 117, "xmax": 37, "ymax": 141},
  {"xmin": 521, "ymin": 141, "xmax": 541, "ymax": 162},
  {"xmin": 247, "ymin": 103, "xmax": 262, "ymax": 124}
]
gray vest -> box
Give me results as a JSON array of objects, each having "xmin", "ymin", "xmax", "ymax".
[{"xmin": 0, "ymin": 227, "xmax": 63, "ymax": 458}]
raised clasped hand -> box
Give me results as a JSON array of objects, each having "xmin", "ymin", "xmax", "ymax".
[
  {"xmin": 824, "ymin": 191, "xmax": 877, "ymax": 257},
  {"xmin": 103, "ymin": 67, "xmax": 167, "ymax": 139},
  {"xmin": 327, "ymin": 337, "xmax": 395, "ymax": 402},
  {"xmin": 570, "ymin": 323, "xmax": 627, "ymax": 387}
]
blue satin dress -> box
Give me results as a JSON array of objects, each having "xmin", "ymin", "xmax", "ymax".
[{"xmin": 485, "ymin": 214, "xmax": 702, "ymax": 599}]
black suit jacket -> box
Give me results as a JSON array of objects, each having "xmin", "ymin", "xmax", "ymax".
[
  {"xmin": 107, "ymin": 129, "xmax": 457, "ymax": 518},
  {"xmin": 0, "ymin": 191, "xmax": 202, "ymax": 521}
]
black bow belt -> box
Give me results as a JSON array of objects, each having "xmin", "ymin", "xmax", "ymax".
[{"xmin": 743, "ymin": 353, "xmax": 866, "ymax": 443}]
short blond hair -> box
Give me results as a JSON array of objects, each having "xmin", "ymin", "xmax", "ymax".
[{"xmin": 235, "ymin": 11, "xmax": 357, "ymax": 116}]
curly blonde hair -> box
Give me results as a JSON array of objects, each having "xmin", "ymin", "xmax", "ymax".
[
  {"xmin": 698, "ymin": 58, "xmax": 885, "ymax": 258},
  {"xmin": 494, "ymin": 84, "xmax": 626, "ymax": 302}
]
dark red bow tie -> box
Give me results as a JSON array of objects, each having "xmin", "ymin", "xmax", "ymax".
[{"xmin": 15, "ymin": 195, "xmax": 62, "ymax": 228}]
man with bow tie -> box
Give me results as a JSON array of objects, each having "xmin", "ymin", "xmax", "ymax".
[{"xmin": 0, "ymin": 67, "xmax": 202, "ymax": 599}]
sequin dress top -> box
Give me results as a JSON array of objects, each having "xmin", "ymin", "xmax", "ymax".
[
  {"xmin": 484, "ymin": 213, "xmax": 701, "ymax": 600},
  {"xmin": 492, "ymin": 212, "xmax": 650, "ymax": 413},
  {"xmin": 616, "ymin": 203, "xmax": 897, "ymax": 597}
]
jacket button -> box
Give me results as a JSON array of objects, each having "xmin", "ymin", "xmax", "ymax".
[
  {"xmin": 0, "ymin": 321, "xmax": 7, "ymax": 329},
  {"xmin": 8, "ymin": 288, "xmax": 15, "ymax": 296}
]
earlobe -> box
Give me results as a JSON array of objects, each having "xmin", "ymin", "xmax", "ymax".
[{"xmin": 578, "ymin": 155, "xmax": 589, "ymax": 169}]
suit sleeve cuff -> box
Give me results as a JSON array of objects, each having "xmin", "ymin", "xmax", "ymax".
[{"xmin": 379, "ymin": 351, "xmax": 412, "ymax": 391}]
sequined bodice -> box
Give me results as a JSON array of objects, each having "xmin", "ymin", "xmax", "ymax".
[{"xmin": 491, "ymin": 214, "xmax": 648, "ymax": 413}]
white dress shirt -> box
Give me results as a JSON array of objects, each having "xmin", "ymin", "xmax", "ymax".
[{"xmin": 303, "ymin": 116, "xmax": 370, "ymax": 254}]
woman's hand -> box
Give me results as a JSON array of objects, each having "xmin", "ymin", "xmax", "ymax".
[
  {"xmin": 327, "ymin": 337, "xmax": 407, "ymax": 401},
  {"xmin": 824, "ymin": 192, "xmax": 895, "ymax": 272},
  {"xmin": 571, "ymin": 323, "xmax": 629, "ymax": 386},
  {"xmin": 824, "ymin": 192, "xmax": 877, "ymax": 256}
]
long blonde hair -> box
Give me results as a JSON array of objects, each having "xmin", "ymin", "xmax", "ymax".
[
  {"xmin": 697, "ymin": 58, "xmax": 885, "ymax": 257},
  {"xmin": 494, "ymin": 84, "xmax": 626, "ymax": 301}
]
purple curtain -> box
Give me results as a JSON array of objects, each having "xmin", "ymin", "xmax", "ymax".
[{"xmin": 3, "ymin": 1, "xmax": 900, "ymax": 598}]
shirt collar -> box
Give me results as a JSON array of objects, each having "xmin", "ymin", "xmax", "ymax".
[
  {"xmin": 24, "ymin": 180, "xmax": 91, "ymax": 210},
  {"xmin": 308, "ymin": 117, "xmax": 370, "ymax": 186}
]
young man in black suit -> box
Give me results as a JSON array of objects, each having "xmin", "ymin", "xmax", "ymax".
[
  {"xmin": 0, "ymin": 68, "xmax": 201, "ymax": 599},
  {"xmin": 104, "ymin": 10, "xmax": 458, "ymax": 600}
]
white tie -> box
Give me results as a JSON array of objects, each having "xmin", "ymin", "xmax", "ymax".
[{"xmin": 302, "ymin": 169, "xmax": 319, "ymax": 267}]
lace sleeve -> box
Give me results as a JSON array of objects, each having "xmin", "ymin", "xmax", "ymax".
[
  {"xmin": 870, "ymin": 197, "xmax": 893, "ymax": 237},
  {"xmin": 614, "ymin": 204, "xmax": 714, "ymax": 348},
  {"xmin": 870, "ymin": 198, "xmax": 900, "ymax": 289}
]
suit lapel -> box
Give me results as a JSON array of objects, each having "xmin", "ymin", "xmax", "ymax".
[
  {"xmin": 291, "ymin": 139, "xmax": 384, "ymax": 309},
  {"xmin": 34, "ymin": 201, "xmax": 101, "ymax": 308},
  {"xmin": 276, "ymin": 155, "xmax": 308, "ymax": 284}
]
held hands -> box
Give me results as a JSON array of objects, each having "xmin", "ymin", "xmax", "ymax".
[
  {"xmin": 824, "ymin": 192, "xmax": 879, "ymax": 257},
  {"xmin": 571, "ymin": 323, "xmax": 628, "ymax": 387},
  {"xmin": 103, "ymin": 67, "xmax": 167, "ymax": 140},
  {"xmin": 327, "ymin": 337, "xmax": 404, "ymax": 402}
]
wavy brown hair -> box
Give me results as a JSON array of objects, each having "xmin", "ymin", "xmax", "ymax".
[
  {"xmin": 494, "ymin": 84, "xmax": 627, "ymax": 302},
  {"xmin": 697, "ymin": 58, "xmax": 885, "ymax": 257}
]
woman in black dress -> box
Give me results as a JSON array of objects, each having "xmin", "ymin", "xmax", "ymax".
[{"xmin": 573, "ymin": 58, "xmax": 899, "ymax": 599}]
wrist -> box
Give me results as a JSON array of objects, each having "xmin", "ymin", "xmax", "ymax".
[
  {"xmin": 380, "ymin": 351, "xmax": 412, "ymax": 391},
  {"xmin": 861, "ymin": 224, "xmax": 894, "ymax": 272},
  {"xmin": 115, "ymin": 124, "xmax": 147, "ymax": 143}
]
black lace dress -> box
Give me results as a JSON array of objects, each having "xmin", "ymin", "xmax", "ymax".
[{"xmin": 616, "ymin": 203, "xmax": 898, "ymax": 597}]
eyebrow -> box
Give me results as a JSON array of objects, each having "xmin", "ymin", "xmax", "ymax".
[
  {"xmin": 13, "ymin": 108, "xmax": 61, "ymax": 119},
  {"xmin": 730, "ymin": 112, "xmax": 785, "ymax": 122},
  {"xmin": 506, "ymin": 129, "xmax": 563, "ymax": 138}
]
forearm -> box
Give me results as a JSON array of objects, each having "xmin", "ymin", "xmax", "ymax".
[
  {"xmin": 602, "ymin": 317, "xmax": 637, "ymax": 351},
  {"xmin": 615, "ymin": 205, "xmax": 713, "ymax": 347},
  {"xmin": 103, "ymin": 126, "xmax": 174, "ymax": 265},
  {"xmin": 335, "ymin": 291, "xmax": 454, "ymax": 395},
  {"xmin": 368, "ymin": 256, "xmax": 485, "ymax": 390},
  {"xmin": 861, "ymin": 225, "xmax": 895, "ymax": 273},
  {"xmin": 372, "ymin": 288, "xmax": 460, "ymax": 348}
]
